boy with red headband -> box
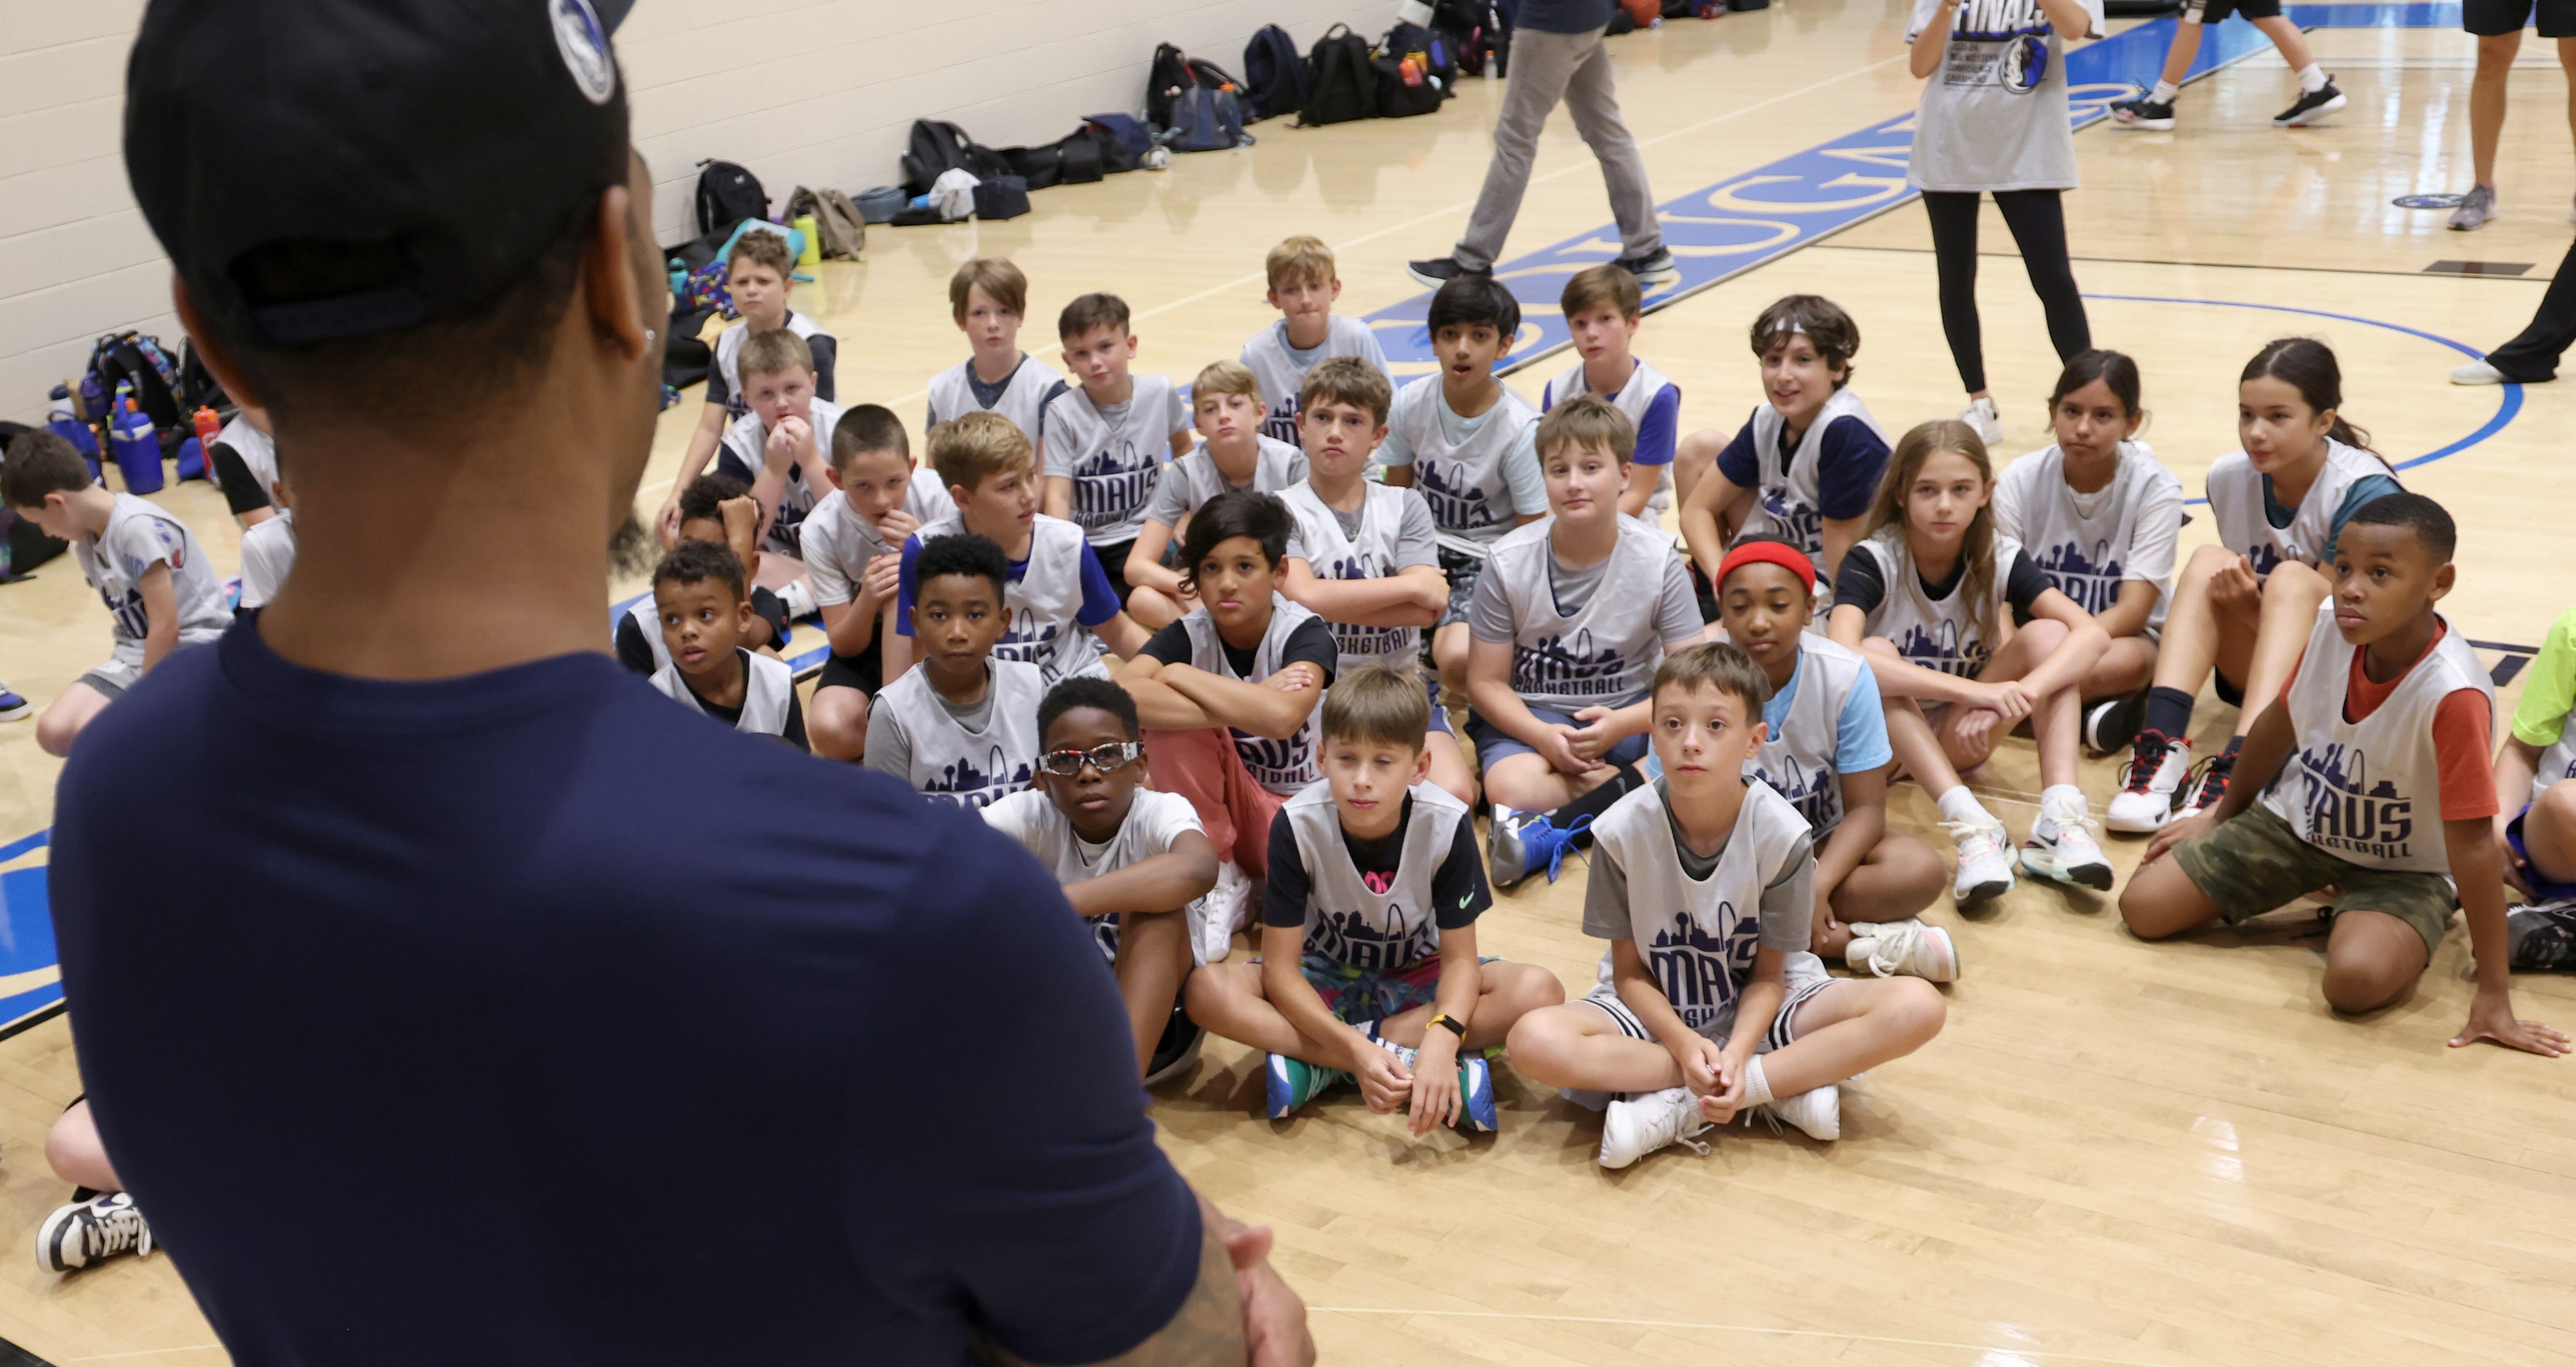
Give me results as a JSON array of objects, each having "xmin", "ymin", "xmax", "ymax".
[{"xmin": 1715, "ymin": 536, "xmax": 1956, "ymax": 980}]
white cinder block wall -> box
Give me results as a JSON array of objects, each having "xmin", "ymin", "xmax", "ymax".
[{"xmin": 0, "ymin": 0, "xmax": 1399, "ymax": 424}]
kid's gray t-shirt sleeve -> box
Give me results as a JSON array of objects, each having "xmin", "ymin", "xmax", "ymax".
[
  {"xmin": 861, "ymin": 708, "xmax": 913, "ymax": 785},
  {"xmin": 1654, "ymin": 556, "xmax": 1705, "ymax": 642},
  {"xmin": 1040, "ymin": 403, "xmax": 1078, "ymax": 478},
  {"xmin": 1163, "ymin": 385, "xmax": 1191, "ymax": 441},
  {"xmin": 1501, "ymin": 424, "xmax": 1550, "ymax": 516},
  {"xmin": 1141, "ymin": 461, "xmax": 1193, "ymax": 527},
  {"xmin": 1376, "ymin": 384, "xmax": 1418, "ymax": 467},
  {"xmin": 1581, "ymin": 842, "xmax": 1630, "ymax": 940},
  {"xmin": 1758, "ymin": 836, "xmax": 1816, "ymax": 954},
  {"xmin": 1393, "ymin": 490, "xmax": 1440, "ymax": 569},
  {"xmin": 1465, "ymin": 556, "xmax": 1517, "ymax": 643}
]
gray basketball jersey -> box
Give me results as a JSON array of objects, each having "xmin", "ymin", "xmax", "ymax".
[
  {"xmin": 914, "ymin": 510, "xmax": 1107, "ymax": 682},
  {"xmin": 649, "ymin": 649, "xmax": 795, "ymax": 738},
  {"xmin": 798, "ymin": 469, "xmax": 955, "ymax": 604},
  {"xmin": 1996, "ymin": 440, "xmax": 2184, "ymax": 627},
  {"xmin": 2205, "ymin": 438, "xmax": 2390, "ymax": 579},
  {"xmin": 1850, "ymin": 527, "xmax": 2026, "ymax": 678},
  {"xmin": 1153, "ymin": 437, "xmax": 1307, "ymax": 520},
  {"xmin": 877, "ymin": 658, "xmax": 1048, "ymax": 807},
  {"xmin": 625, "ymin": 597, "xmax": 672, "ymax": 672},
  {"xmin": 981, "ymin": 787, "xmax": 1211, "ymax": 967},
  {"xmin": 2261, "ymin": 609, "xmax": 2494, "ymax": 873},
  {"xmin": 1541, "ymin": 355, "xmax": 1678, "ymax": 511},
  {"xmin": 1592, "ymin": 777, "xmax": 1814, "ymax": 1039},
  {"xmin": 1484, "ymin": 515, "xmax": 1676, "ymax": 713},
  {"xmin": 1748, "ymin": 637, "xmax": 1873, "ymax": 836},
  {"xmin": 214, "ymin": 415, "xmax": 278, "ymax": 494},
  {"xmin": 1396, "ymin": 375, "xmax": 1538, "ymax": 556},
  {"xmin": 711, "ymin": 310, "xmax": 826, "ymax": 419},
  {"xmin": 76, "ymin": 493, "xmax": 232, "ymax": 655},
  {"xmin": 1043, "ymin": 376, "xmax": 1178, "ymax": 546},
  {"xmin": 719, "ymin": 396, "xmax": 845, "ymax": 557},
  {"xmin": 926, "ymin": 354, "xmax": 1064, "ymax": 444},
  {"xmin": 1179, "ymin": 593, "xmax": 1324, "ymax": 794},
  {"xmin": 1241, "ymin": 315, "xmax": 1383, "ymax": 445},
  {"xmin": 1277, "ymin": 479, "xmax": 1423, "ymax": 675},
  {"xmin": 1281, "ymin": 778, "xmax": 1471, "ymax": 972},
  {"xmin": 1738, "ymin": 386, "xmax": 1888, "ymax": 568}
]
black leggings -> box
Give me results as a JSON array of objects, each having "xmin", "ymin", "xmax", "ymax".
[{"xmin": 1921, "ymin": 189, "xmax": 2090, "ymax": 395}]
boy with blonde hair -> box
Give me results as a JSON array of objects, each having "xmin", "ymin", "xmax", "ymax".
[
  {"xmin": 890, "ymin": 411, "xmax": 1146, "ymax": 683},
  {"xmin": 1125, "ymin": 360, "xmax": 1308, "ymax": 627},
  {"xmin": 1042, "ymin": 292, "xmax": 1192, "ymax": 603},
  {"xmin": 1541, "ymin": 265, "xmax": 1682, "ymax": 520},
  {"xmin": 801, "ymin": 406, "xmax": 957, "ymax": 760},
  {"xmin": 926, "ymin": 257, "xmax": 1067, "ymax": 449},
  {"xmin": 652, "ymin": 229, "xmax": 839, "ymax": 540},
  {"xmin": 1240, "ymin": 236, "xmax": 1393, "ymax": 445}
]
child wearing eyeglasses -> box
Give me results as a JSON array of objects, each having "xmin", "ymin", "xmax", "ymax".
[{"xmin": 984, "ymin": 677, "xmax": 1221, "ymax": 1085}]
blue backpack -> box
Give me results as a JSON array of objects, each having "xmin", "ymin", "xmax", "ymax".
[
  {"xmin": 1242, "ymin": 24, "xmax": 1309, "ymax": 122},
  {"xmin": 1164, "ymin": 86, "xmax": 1249, "ymax": 152}
]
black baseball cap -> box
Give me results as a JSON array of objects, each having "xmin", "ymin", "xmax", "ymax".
[{"xmin": 126, "ymin": 0, "xmax": 635, "ymax": 347}]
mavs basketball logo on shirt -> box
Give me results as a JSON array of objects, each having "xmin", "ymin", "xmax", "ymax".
[
  {"xmin": 1069, "ymin": 440, "xmax": 1158, "ymax": 534},
  {"xmin": 992, "ymin": 606, "xmax": 1060, "ymax": 676},
  {"xmin": 1752, "ymin": 756, "xmax": 1841, "ymax": 832},
  {"xmin": 1645, "ymin": 904, "xmax": 1758, "ymax": 1032},
  {"xmin": 1305, "ymin": 905, "xmax": 1437, "ymax": 972},
  {"xmin": 1760, "ymin": 488, "xmax": 1825, "ymax": 557},
  {"xmin": 1417, "ymin": 459, "xmax": 1501, "ymax": 534},
  {"xmin": 2031, "ymin": 537, "xmax": 2122, "ymax": 614},
  {"xmin": 1948, "ymin": 0, "xmax": 2052, "ymax": 96},
  {"xmin": 1895, "ymin": 619, "xmax": 1985, "ymax": 676},
  {"xmin": 2287, "ymin": 742, "xmax": 2414, "ymax": 862},
  {"xmin": 1514, "ymin": 628, "xmax": 1635, "ymax": 701},
  {"xmin": 925, "ymin": 743, "xmax": 1035, "ymax": 809}
]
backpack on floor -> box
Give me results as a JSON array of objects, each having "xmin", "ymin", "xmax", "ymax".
[
  {"xmin": 1054, "ymin": 127, "xmax": 1106, "ymax": 183},
  {"xmin": 82, "ymin": 332, "xmax": 188, "ymax": 455},
  {"xmin": 1299, "ymin": 25, "xmax": 1377, "ymax": 126},
  {"xmin": 900, "ymin": 120, "xmax": 1011, "ymax": 197},
  {"xmin": 973, "ymin": 175, "xmax": 1032, "ymax": 220},
  {"xmin": 1002, "ymin": 142, "xmax": 1065, "ymax": 189},
  {"xmin": 662, "ymin": 305, "xmax": 716, "ymax": 392},
  {"xmin": 1435, "ymin": 0, "xmax": 1512, "ymax": 76},
  {"xmin": 1242, "ymin": 24, "xmax": 1310, "ymax": 121},
  {"xmin": 1145, "ymin": 42, "xmax": 1197, "ymax": 130},
  {"xmin": 1165, "ymin": 85, "xmax": 1250, "ymax": 151},
  {"xmin": 1084, "ymin": 114, "xmax": 1153, "ymax": 169},
  {"xmin": 1372, "ymin": 23, "xmax": 1450, "ymax": 118},
  {"xmin": 783, "ymin": 186, "xmax": 866, "ymax": 258},
  {"xmin": 692, "ymin": 161, "xmax": 767, "ymax": 237}
]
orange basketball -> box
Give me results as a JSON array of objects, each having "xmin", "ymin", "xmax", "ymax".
[{"xmin": 1624, "ymin": 0, "xmax": 1662, "ymax": 23}]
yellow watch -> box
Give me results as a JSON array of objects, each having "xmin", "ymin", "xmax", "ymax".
[{"xmin": 1427, "ymin": 1013, "xmax": 1468, "ymax": 1039}]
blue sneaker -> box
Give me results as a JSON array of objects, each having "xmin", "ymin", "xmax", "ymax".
[
  {"xmin": 0, "ymin": 686, "xmax": 27, "ymax": 724},
  {"xmin": 1490, "ymin": 809, "xmax": 1591, "ymax": 889},
  {"xmin": 1454, "ymin": 1054, "xmax": 1499, "ymax": 1133},
  {"xmin": 1263, "ymin": 1053, "xmax": 1347, "ymax": 1119}
]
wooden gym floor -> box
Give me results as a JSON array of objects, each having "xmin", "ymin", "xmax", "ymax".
[{"xmin": 2, "ymin": 3, "xmax": 2573, "ymax": 1361}]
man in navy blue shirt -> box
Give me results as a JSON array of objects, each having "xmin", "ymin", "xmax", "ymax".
[{"xmin": 54, "ymin": 1, "xmax": 1311, "ymax": 1363}]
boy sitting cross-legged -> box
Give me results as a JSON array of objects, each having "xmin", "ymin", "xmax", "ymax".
[
  {"xmin": 1275, "ymin": 357, "xmax": 1477, "ymax": 808},
  {"xmin": 1469, "ymin": 397, "xmax": 1708, "ymax": 889},
  {"xmin": 866, "ymin": 533, "xmax": 1049, "ymax": 807},
  {"xmin": 652, "ymin": 227, "xmax": 839, "ymax": 540},
  {"xmin": 984, "ymin": 677, "xmax": 1220, "ymax": 1084},
  {"xmin": 2120, "ymin": 494, "xmax": 2569, "ymax": 1053},
  {"xmin": 1124, "ymin": 360, "xmax": 1308, "ymax": 630},
  {"xmin": 617, "ymin": 474, "xmax": 791, "ymax": 675},
  {"xmin": 800, "ymin": 405, "xmax": 956, "ymax": 760},
  {"xmin": 1185, "ymin": 665, "xmax": 1567, "ymax": 1135},
  {"xmin": 1506, "ymin": 643, "xmax": 1948, "ymax": 1168},
  {"xmin": 645, "ymin": 541, "xmax": 807, "ymax": 752},
  {"xmin": 1042, "ymin": 292, "xmax": 1193, "ymax": 604},
  {"xmin": 889, "ymin": 411, "xmax": 1147, "ymax": 684}
]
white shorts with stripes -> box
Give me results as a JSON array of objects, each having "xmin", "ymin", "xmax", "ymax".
[{"xmin": 1578, "ymin": 948, "xmax": 1837, "ymax": 1053}]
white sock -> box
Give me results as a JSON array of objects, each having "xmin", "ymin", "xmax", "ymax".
[
  {"xmin": 2150, "ymin": 79, "xmax": 2179, "ymax": 104},
  {"xmin": 1742, "ymin": 1055, "xmax": 1776, "ymax": 1111},
  {"xmin": 1935, "ymin": 785, "xmax": 1995, "ymax": 831},
  {"xmin": 2296, "ymin": 63, "xmax": 2326, "ymax": 94},
  {"xmin": 2038, "ymin": 783, "xmax": 2087, "ymax": 831}
]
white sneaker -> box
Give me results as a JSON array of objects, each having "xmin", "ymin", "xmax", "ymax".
[
  {"xmin": 1599, "ymin": 1086, "xmax": 1710, "ymax": 1168},
  {"xmin": 2021, "ymin": 792, "xmax": 2114, "ymax": 890},
  {"xmin": 1942, "ymin": 817, "xmax": 2015, "ymax": 907},
  {"xmin": 1959, "ymin": 396, "xmax": 2005, "ymax": 448},
  {"xmin": 36, "ymin": 1192, "xmax": 152, "ymax": 1274},
  {"xmin": 2450, "ymin": 359, "xmax": 2503, "ymax": 386},
  {"xmin": 2106, "ymin": 732, "xmax": 2192, "ymax": 833},
  {"xmin": 1844, "ymin": 919, "xmax": 1959, "ymax": 982},
  {"xmin": 1201, "ymin": 861, "xmax": 1252, "ymax": 963},
  {"xmin": 775, "ymin": 576, "xmax": 818, "ymax": 621},
  {"xmin": 1760, "ymin": 1083, "xmax": 1841, "ymax": 1141}
]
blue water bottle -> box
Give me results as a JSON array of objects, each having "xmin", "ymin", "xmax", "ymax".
[
  {"xmin": 48, "ymin": 384, "xmax": 103, "ymax": 483},
  {"xmin": 108, "ymin": 384, "xmax": 164, "ymax": 494}
]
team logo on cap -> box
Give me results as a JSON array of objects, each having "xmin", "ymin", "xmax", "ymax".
[{"xmin": 550, "ymin": 0, "xmax": 617, "ymax": 105}]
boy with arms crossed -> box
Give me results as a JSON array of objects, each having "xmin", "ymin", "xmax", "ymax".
[
  {"xmin": 1506, "ymin": 643, "xmax": 1948, "ymax": 1168},
  {"xmin": 1240, "ymin": 236, "xmax": 1394, "ymax": 445},
  {"xmin": 985, "ymin": 677, "xmax": 1220, "ymax": 1082},
  {"xmin": 1541, "ymin": 264, "xmax": 1682, "ymax": 520},
  {"xmin": 1125, "ymin": 361, "xmax": 1308, "ymax": 629},
  {"xmin": 1043, "ymin": 292, "xmax": 1192, "ymax": 603},
  {"xmin": 1186, "ymin": 665, "xmax": 1565, "ymax": 1133},
  {"xmin": 2121, "ymin": 494, "xmax": 2567, "ymax": 1053},
  {"xmin": 652, "ymin": 229, "xmax": 839, "ymax": 539},
  {"xmin": 925, "ymin": 257, "xmax": 1066, "ymax": 448},
  {"xmin": 647, "ymin": 541, "xmax": 807, "ymax": 752},
  {"xmin": 801, "ymin": 405, "xmax": 954, "ymax": 760},
  {"xmin": 867, "ymin": 534, "xmax": 1048, "ymax": 807}
]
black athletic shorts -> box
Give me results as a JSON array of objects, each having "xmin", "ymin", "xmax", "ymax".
[
  {"xmin": 2181, "ymin": 0, "xmax": 2282, "ymax": 21},
  {"xmin": 2465, "ymin": 0, "xmax": 2576, "ymax": 36},
  {"xmin": 815, "ymin": 638, "xmax": 884, "ymax": 695}
]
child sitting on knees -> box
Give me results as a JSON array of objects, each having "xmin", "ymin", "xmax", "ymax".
[
  {"xmin": 985, "ymin": 677, "xmax": 1220, "ymax": 1083},
  {"xmin": 1467, "ymin": 397, "xmax": 1706, "ymax": 889},
  {"xmin": 1125, "ymin": 360, "xmax": 1308, "ymax": 629},
  {"xmin": 2121, "ymin": 495, "xmax": 2567, "ymax": 1055},
  {"xmin": 1828, "ymin": 420, "xmax": 2109, "ymax": 908},
  {"xmin": 1185, "ymin": 665, "xmax": 1565, "ymax": 1133},
  {"xmin": 1276, "ymin": 357, "xmax": 1475, "ymax": 807},
  {"xmin": 2498, "ymin": 604, "xmax": 2576, "ymax": 970},
  {"xmin": 1506, "ymin": 643, "xmax": 1948, "ymax": 1168},
  {"xmin": 646, "ymin": 541, "xmax": 807, "ymax": 752},
  {"xmin": 866, "ymin": 533, "xmax": 1048, "ymax": 807},
  {"xmin": 1717, "ymin": 537, "xmax": 1953, "ymax": 980},
  {"xmin": 2109, "ymin": 338, "xmax": 2400, "ymax": 834},
  {"xmin": 617, "ymin": 475, "xmax": 790, "ymax": 674},
  {"xmin": 801, "ymin": 405, "xmax": 955, "ymax": 760}
]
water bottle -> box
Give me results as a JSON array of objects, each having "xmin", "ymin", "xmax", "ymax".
[
  {"xmin": 192, "ymin": 406, "xmax": 222, "ymax": 449},
  {"xmin": 47, "ymin": 384, "xmax": 99, "ymax": 456},
  {"xmin": 108, "ymin": 387, "xmax": 164, "ymax": 494}
]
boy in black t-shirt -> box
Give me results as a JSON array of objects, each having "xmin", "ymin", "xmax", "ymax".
[{"xmin": 645, "ymin": 541, "xmax": 808, "ymax": 752}]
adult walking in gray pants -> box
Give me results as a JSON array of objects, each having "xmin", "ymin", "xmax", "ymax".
[{"xmin": 1408, "ymin": 0, "xmax": 1678, "ymax": 288}]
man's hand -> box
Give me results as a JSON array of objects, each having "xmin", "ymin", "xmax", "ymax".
[
  {"xmin": 1404, "ymin": 1033, "xmax": 1461, "ymax": 1136},
  {"xmin": 1540, "ymin": 725, "xmax": 1602, "ymax": 778},
  {"xmin": 2451, "ymin": 986, "xmax": 2572, "ymax": 1057},
  {"xmin": 1351, "ymin": 1039, "xmax": 1412, "ymax": 1113},
  {"xmin": 2141, "ymin": 812, "xmax": 2215, "ymax": 865},
  {"xmin": 1216, "ymin": 1218, "xmax": 1317, "ymax": 1367}
]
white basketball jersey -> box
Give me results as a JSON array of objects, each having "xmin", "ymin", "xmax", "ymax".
[
  {"xmin": 1044, "ymin": 376, "xmax": 1177, "ymax": 546},
  {"xmin": 213, "ymin": 415, "xmax": 279, "ymax": 494},
  {"xmin": 1397, "ymin": 376, "xmax": 1538, "ymax": 556},
  {"xmin": 1747, "ymin": 637, "xmax": 1873, "ymax": 836},
  {"xmin": 1997, "ymin": 441, "xmax": 2184, "ymax": 627},
  {"xmin": 1737, "ymin": 387, "xmax": 1888, "ymax": 571},
  {"xmin": 77, "ymin": 493, "xmax": 232, "ymax": 654},
  {"xmin": 798, "ymin": 469, "xmax": 955, "ymax": 600},
  {"xmin": 625, "ymin": 597, "xmax": 672, "ymax": 672},
  {"xmin": 649, "ymin": 649, "xmax": 795, "ymax": 739},
  {"xmin": 1592, "ymin": 778, "xmax": 1814, "ymax": 1039},
  {"xmin": 2205, "ymin": 439, "xmax": 2391, "ymax": 579},
  {"xmin": 1241, "ymin": 316, "xmax": 1381, "ymax": 445},
  {"xmin": 711, "ymin": 310, "xmax": 826, "ymax": 419},
  {"xmin": 926, "ymin": 354, "xmax": 1063, "ymax": 444},
  {"xmin": 878, "ymin": 658, "xmax": 1048, "ymax": 807},
  {"xmin": 982, "ymin": 787, "xmax": 1212, "ymax": 967},
  {"xmin": 1850, "ymin": 527, "xmax": 2024, "ymax": 678},
  {"xmin": 237, "ymin": 510, "xmax": 298, "ymax": 612},
  {"xmin": 1542, "ymin": 356, "xmax": 1678, "ymax": 510},
  {"xmin": 1157, "ymin": 437, "xmax": 1307, "ymax": 517},
  {"xmin": 1278, "ymin": 479, "xmax": 1423, "ymax": 675},
  {"xmin": 914, "ymin": 511, "xmax": 1107, "ymax": 682},
  {"xmin": 719, "ymin": 396, "xmax": 846, "ymax": 557},
  {"xmin": 2261, "ymin": 610, "xmax": 2493, "ymax": 873},
  {"xmin": 1281, "ymin": 779, "xmax": 1470, "ymax": 972},
  {"xmin": 1180, "ymin": 594, "xmax": 1324, "ymax": 794},
  {"xmin": 1485, "ymin": 516, "xmax": 1676, "ymax": 713}
]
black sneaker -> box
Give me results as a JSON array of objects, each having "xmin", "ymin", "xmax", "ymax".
[
  {"xmin": 1613, "ymin": 248, "xmax": 1679, "ymax": 288},
  {"xmin": 36, "ymin": 1192, "xmax": 152, "ymax": 1275},
  {"xmin": 2174, "ymin": 750, "xmax": 2236, "ymax": 822},
  {"xmin": 2111, "ymin": 96, "xmax": 2175, "ymax": 130},
  {"xmin": 1143, "ymin": 1006, "xmax": 1204, "ymax": 1087},
  {"xmin": 2508, "ymin": 903, "xmax": 2576, "ymax": 972},
  {"xmin": 1406, "ymin": 256, "xmax": 1485, "ymax": 288},
  {"xmin": 2274, "ymin": 80, "xmax": 2345, "ymax": 127},
  {"xmin": 2082, "ymin": 691, "xmax": 2147, "ymax": 758}
]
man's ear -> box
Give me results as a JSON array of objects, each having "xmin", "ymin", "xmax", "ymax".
[{"xmin": 582, "ymin": 180, "xmax": 655, "ymax": 365}]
